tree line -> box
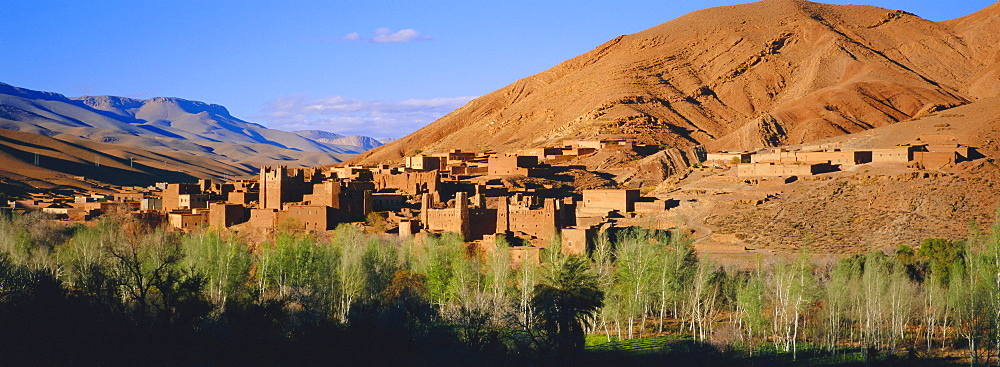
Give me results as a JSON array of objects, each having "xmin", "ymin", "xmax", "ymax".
[{"xmin": 0, "ymin": 210, "xmax": 997, "ymax": 364}]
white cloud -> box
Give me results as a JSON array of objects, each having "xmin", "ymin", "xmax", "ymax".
[
  {"xmin": 370, "ymin": 28, "xmax": 430, "ymax": 43},
  {"xmin": 323, "ymin": 28, "xmax": 432, "ymax": 43},
  {"xmin": 340, "ymin": 32, "xmax": 362, "ymax": 42},
  {"xmin": 258, "ymin": 94, "xmax": 476, "ymax": 138}
]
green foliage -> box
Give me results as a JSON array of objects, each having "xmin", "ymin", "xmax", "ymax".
[
  {"xmin": 917, "ymin": 238, "xmax": 965, "ymax": 285},
  {"xmin": 532, "ymin": 256, "xmax": 604, "ymax": 353},
  {"xmin": 181, "ymin": 230, "xmax": 253, "ymax": 307},
  {"xmin": 365, "ymin": 211, "xmax": 390, "ymax": 234},
  {"xmin": 735, "ymin": 265, "xmax": 767, "ymax": 351},
  {"xmin": 3, "ymin": 207, "xmax": 1000, "ymax": 364}
]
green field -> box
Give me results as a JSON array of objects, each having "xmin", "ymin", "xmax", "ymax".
[{"xmin": 583, "ymin": 334, "xmax": 963, "ymax": 366}]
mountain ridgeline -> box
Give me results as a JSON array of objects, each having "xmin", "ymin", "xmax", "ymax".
[
  {"xmin": 353, "ymin": 0, "xmax": 1000, "ymax": 164},
  {"xmin": 0, "ymin": 83, "xmax": 386, "ymax": 187}
]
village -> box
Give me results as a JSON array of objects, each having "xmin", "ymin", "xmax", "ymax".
[{"xmin": 3, "ymin": 134, "xmax": 978, "ymax": 265}]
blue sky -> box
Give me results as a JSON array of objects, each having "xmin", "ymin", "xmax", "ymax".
[{"xmin": 1, "ymin": 0, "xmax": 993, "ymax": 139}]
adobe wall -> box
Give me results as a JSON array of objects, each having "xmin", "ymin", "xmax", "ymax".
[
  {"xmin": 209, "ymin": 203, "xmax": 249, "ymax": 228},
  {"xmin": 913, "ymin": 151, "xmax": 957, "ymax": 170},
  {"xmin": 507, "ymin": 198, "xmax": 561, "ymax": 241},
  {"xmin": 114, "ymin": 192, "xmax": 145, "ymax": 202},
  {"xmin": 373, "ymin": 171, "xmax": 439, "ymax": 196},
  {"xmin": 178, "ymin": 194, "xmax": 209, "ymax": 209},
  {"xmin": 796, "ymin": 151, "xmax": 871, "ymax": 166},
  {"xmin": 448, "ymin": 165, "xmax": 488, "ymax": 176},
  {"xmin": 509, "ymin": 246, "xmax": 540, "ymax": 268},
  {"xmin": 634, "ymin": 199, "xmax": 669, "ymax": 212},
  {"xmin": 707, "ymin": 152, "xmax": 751, "ymax": 163},
  {"xmin": 488, "ymin": 155, "xmax": 538, "ymax": 176},
  {"xmin": 561, "ymin": 227, "xmax": 594, "ymax": 256},
  {"xmin": 562, "ymin": 140, "xmax": 603, "ymax": 150},
  {"xmin": 281, "ymin": 205, "xmax": 333, "ymax": 231},
  {"xmin": 926, "ymin": 144, "xmax": 970, "ymax": 160},
  {"xmin": 227, "ymin": 191, "xmax": 258, "ymax": 206},
  {"xmin": 751, "ymin": 151, "xmax": 796, "ymax": 163},
  {"xmin": 302, "ymin": 180, "xmax": 342, "ymax": 207},
  {"xmin": 260, "ymin": 166, "xmax": 285, "ymax": 210},
  {"xmin": 399, "ymin": 220, "xmax": 417, "ymax": 238},
  {"xmin": 249, "ymin": 208, "xmax": 277, "ymax": 229},
  {"xmin": 140, "ymin": 198, "xmax": 162, "ymax": 211},
  {"xmin": 424, "ymin": 191, "xmax": 470, "ymax": 240},
  {"xmin": 468, "ymin": 208, "xmax": 499, "ymax": 240},
  {"xmin": 518, "ymin": 148, "xmax": 563, "ymax": 160},
  {"xmin": 260, "ymin": 166, "xmax": 317, "ymax": 210},
  {"xmin": 581, "ymin": 189, "xmax": 639, "ymax": 212},
  {"xmin": 371, "ymin": 193, "xmax": 406, "ymax": 212},
  {"xmin": 405, "ymin": 155, "xmax": 442, "ymax": 171},
  {"xmin": 737, "ymin": 162, "xmax": 835, "ymax": 177},
  {"xmin": 168, "ymin": 212, "xmax": 206, "ymax": 230},
  {"xmin": 871, "ymin": 146, "xmax": 918, "ymax": 163},
  {"xmin": 446, "ymin": 150, "xmax": 476, "ymax": 164},
  {"xmin": 162, "ymin": 183, "xmax": 200, "ymax": 212}
]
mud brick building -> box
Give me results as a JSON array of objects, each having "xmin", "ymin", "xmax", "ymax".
[
  {"xmin": 404, "ymin": 155, "xmax": 443, "ymax": 171},
  {"xmin": 737, "ymin": 162, "xmax": 837, "ymax": 177},
  {"xmin": 581, "ymin": 189, "xmax": 640, "ymax": 213},
  {"xmin": 488, "ymin": 154, "xmax": 550, "ymax": 177}
]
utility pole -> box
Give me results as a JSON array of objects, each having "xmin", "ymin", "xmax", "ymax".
[
  {"xmin": 33, "ymin": 153, "xmax": 38, "ymax": 165},
  {"xmin": 130, "ymin": 157, "xmax": 134, "ymax": 168},
  {"xmin": 95, "ymin": 155, "xmax": 100, "ymax": 167}
]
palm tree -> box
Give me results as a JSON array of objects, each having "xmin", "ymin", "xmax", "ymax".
[{"xmin": 531, "ymin": 256, "xmax": 604, "ymax": 352}]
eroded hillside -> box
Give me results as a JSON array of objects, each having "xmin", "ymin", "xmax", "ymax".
[{"xmin": 353, "ymin": 0, "xmax": 999, "ymax": 165}]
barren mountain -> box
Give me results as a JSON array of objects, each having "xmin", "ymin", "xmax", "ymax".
[
  {"xmin": 292, "ymin": 130, "xmax": 385, "ymax": 151},
  {"xmin": 0, "ymin": 83, "xmax": 376, "ymax": 172},
  {"xmin": 654, "ymin": 97, "xmax": 1000, "ymax": 253},
  {"xmin": 0, "ymin": 128, "xmax": 242, "ymax": 192},
  {"xmin": 353, "ymin": 0, "xmax": 1000, "ymax": 165}
]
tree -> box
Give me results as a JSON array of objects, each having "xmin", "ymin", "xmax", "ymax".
[
  {"xmin": 657, "ymin": 232, "xmax": 696, "ymax": 334},
  {"xmin": 917, "ymin": 238, "xmax": 964, "ymax": 286},
  {"xmin": 180, "ymin": 229, "xmax": 252, "ymax": 309},
  {"xmin": 613, "ymin": 228, "xmax": 659, "ymax": 338},
  {"xmin": 736, "ymin": 261, "xmax": 769, "ymax": 355},
  {"xmin": 531, "ymin": 256, "xmax": 604, "ymax": 353},
  {"xmin": 769, "ymin": 253, "xmax": 818, "ymax": 360}
]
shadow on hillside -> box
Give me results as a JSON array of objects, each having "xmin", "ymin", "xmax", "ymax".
[{"xmin": 0, "ymin": 137, "xmax": 197, "ymax": 186}]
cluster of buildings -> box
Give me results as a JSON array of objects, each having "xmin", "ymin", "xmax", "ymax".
[
  {"xmin": 6, "ymin": 134, "xmax": 977, "ymax": 264},
  {"xmin": 706, "ymin": 135, "xmax": 975, "ymax": 177},
  {"xmin": 4, "ymin": 139, "xmax": 671, "ymax": 265}
]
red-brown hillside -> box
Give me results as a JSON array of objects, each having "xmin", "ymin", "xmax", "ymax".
[{"xmin": 352, "ymin": 0, "xmax": 1000, "ymax": 165}]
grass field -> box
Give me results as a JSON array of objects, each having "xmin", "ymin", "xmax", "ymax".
[{"xmin": 582, "ymin": 334, "xmax": 963, "ymax": 366}]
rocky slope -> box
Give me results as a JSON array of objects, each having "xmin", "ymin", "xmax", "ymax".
[
  {"xmin": 662, "ymin": 98, "xmax": 1000, "ymax": 253},
  {"xmin": 352, "ymin": 0, "xmax": 999, "ymax": 165}
]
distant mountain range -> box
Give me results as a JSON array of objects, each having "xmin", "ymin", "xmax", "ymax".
[{"xmin": 0, "ymin": 82, "xmax": 385, "ymax": 188}]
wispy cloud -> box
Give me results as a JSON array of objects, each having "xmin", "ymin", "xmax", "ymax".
[
  {"xmin": 340, "ymin": 32, "xmax": 362, "ymax": 42},
  {"xmin": 306, "ymin": 28, "xmax": 433, "ymax": 43},
  {"xmin": 370, "ymin": 28, "xmax": 431, "ymax": 43},
  {"xmin": 258, "ymin": 94, "xmax": 476, "ymax": 138}
]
